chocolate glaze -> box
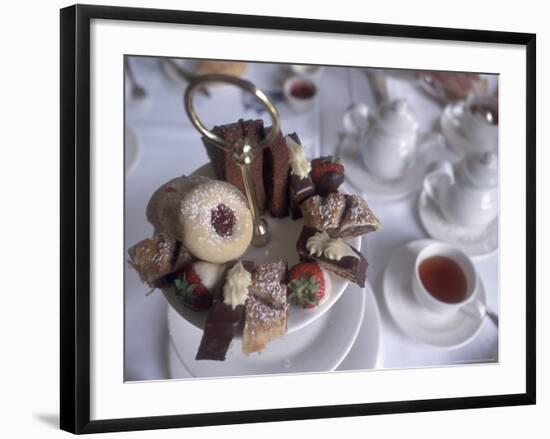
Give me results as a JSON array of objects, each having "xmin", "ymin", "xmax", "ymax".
[
  {"xmin": 195, "ymin": 302, "xmax": 245, "ymax": 361},
  {"xmin": 314, "ymin": 171, "xmax": 344, "ymax": 197},
  {"xmin": 296, "ymin": 226, "xmax": 367, "ymax": 288},
  {"xmin": 195, "ymin": 261, "xmax": 254, "ymax": 361}
]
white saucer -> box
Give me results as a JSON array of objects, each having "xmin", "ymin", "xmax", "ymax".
[
  {"xmin": 164, "ymin": 164, "xmax": 361, "ymax": 335},
  {"xmin": 383, "ymin": 240, "xmax": 487, "ymax": 349},
  {"xmin": 168, "ymin": 281, "xmax": 367, "ymax": 378},
  {"xmin": 125, "ymin": 125, "xmax": 140, "ymax": 174},
  {"xmin": 417, "ymin": 190, "xmax": 498, "ymax": 258},
  {"xmin": 337, "ymin": 285, "xmax": 381, "ymax": 370},
  {"xmin": 440, "ymin": 101, "xmax": 497, "ymax": 156},
  {"xmin": 339, "ymin": 135, "xmax": 431, "ymax": 200}
]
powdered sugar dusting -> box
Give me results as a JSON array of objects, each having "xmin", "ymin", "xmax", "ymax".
[
  {"xmin": 346, "ymin": 195, "xmax": 381, "ymax": 229},
  {"xmin": 251, "ymin": 261, "xmax": 287, "ymax": 306},
  {"xmin": 246, "ymin": 296, "xmax": 288, "ymax": 327},
  {"xmin": 303, "ymin": 193, "xmax": 346, "ymax": 229}
]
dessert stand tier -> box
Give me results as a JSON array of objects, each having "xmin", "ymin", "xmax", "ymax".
[
  {"xmin": 168, "ymin": 280, "xmax": 368, "ymax": 378},
  {"xmin": 161, "ymin": 163, "xmax": 361, "ymax": 336}
]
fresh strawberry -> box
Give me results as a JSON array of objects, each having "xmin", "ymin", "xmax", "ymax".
[
  {"xmin": 174, "ymin": 265, "xmax": 214, "ymax": 311},
  {"xmin": 310, "ymin": 156, "xmax": 344, "ymax": 196},
  {"xmin": 288, "ymin": 262, "xmax": 326, "ymax": 309}
]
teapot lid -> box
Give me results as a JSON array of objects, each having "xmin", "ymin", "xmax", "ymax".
[
  {"xmin": 463, "ymin": 151, "xmax": 498, "ymax": 188},
  {"xmin": 377, "ymin": 100, "xmax": 419, "ymax": 132}
]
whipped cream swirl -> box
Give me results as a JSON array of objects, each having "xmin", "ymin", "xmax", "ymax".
[
  {"xmin": 285, "ymin": 135, "xmax": 312, "ymax": 179},
  {"xmin": 223, "ymin": 261, "xmax": 252, "ymax": 308},
  {"xmin": 306, "ymin": 231, "xmax": 358, "ymax": 261}
]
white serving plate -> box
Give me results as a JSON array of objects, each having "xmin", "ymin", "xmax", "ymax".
[{"xmin": 167, "ymin": 281, "xmax": 368, "ymax": 378}]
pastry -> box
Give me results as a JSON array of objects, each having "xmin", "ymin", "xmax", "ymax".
[
  {"xmin": 196, "ymin": 261, "xmax": 254, "ymax": 361},
  {"xmin": 146, "ymin": 175, "xmax": 210, "ymax": 240},
  {"xmin": 128, "ymin": 233, "xmax": 192, "ymax": 288},
  {"xmin": 296, "ymin": 226, "xmax": 367, "ymax": 287},
  {"xmin": 286, "ymin": 133, "xmax": 315, "ymax": 219},
  {"xmin": 310, "ymin": 156, "xmax": 345, "ymax": 196},
  {"xmin": 287, "ymin": 262, "xmax": 332, "ymax": 308},
  {"xmin": 243, "ymin": 261, "xmax": 288, "ymax": 354},
  {"xmin": 195, "ymin": 60, "xmax": 247, "ymax": 78},
  {"xmin": 301, "ymin": 193, "xmax": 346, "ymax": 232},
  {"xmin": 202, "ymin": 119, "xmax": 267, "ymax": 211},
  {"xmin": 173, "ymin": 261, "xmax": 226, "ymax": 311},
  {"xmin": 180, "ymin": 180, "xmax": 253, "ymax": 263},
  {"xmin": 247, "ymin": 260, "xmax": 288, "ymax": 308},
  {"xmin": 339, "ymin": 194, "xmax": 382, "ymax": 237},
  {"xmin": 263, "ymin": 127, "xmax": 291, "ymax": 217},
  {"xmin": 301, "ymin": 193, "xmax": 381, "ymax": 238}
]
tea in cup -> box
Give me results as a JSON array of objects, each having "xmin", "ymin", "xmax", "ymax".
[{"xmin": 411, "ymin": 242, "xmax": 479, "ymax": 315}]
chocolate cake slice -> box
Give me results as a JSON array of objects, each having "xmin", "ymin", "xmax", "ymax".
[
  {"xmin": 202, "ymin": 119, "xmax": 267, "ymax": 211},
  {"xmin": 296, "ymin": 226, "xmax": 367, "ymax": 288},
  {"xmin": 263, "ymin": 127, "xmax": 291, "ymax": 217}
]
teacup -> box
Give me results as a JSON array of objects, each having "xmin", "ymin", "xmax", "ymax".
[
  {"xmin": 411, "ymin": 242, "xmax": 479, "ymax": 315},
  {"xmin": 283, "ymin": 76, "xmax": 317, "ymax": 113},
  {"xmin": 457, "ymin": 94, "xmax": 498, "ymax": 150},
  {"xmin": 423, "ymin": 152, "xmax": 498, "ymax": 229}
]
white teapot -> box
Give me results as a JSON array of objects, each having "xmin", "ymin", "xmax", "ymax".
[
  {"xmin": 423, "ymin": 152, "xmax": 498, "ymax": 228},
  {"xmin": 360, "ymin": 99, "xmax": 420, "ymax": 181}
]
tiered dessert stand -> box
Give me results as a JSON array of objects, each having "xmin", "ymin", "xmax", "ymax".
[{"xmin": 165, "ymin": 75, "xmax": 380, "ymax": 378}]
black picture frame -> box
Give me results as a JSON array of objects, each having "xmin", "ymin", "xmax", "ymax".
[{"xmin": 60, "ymin": 4, "xmax": 536, "ymax": 434}]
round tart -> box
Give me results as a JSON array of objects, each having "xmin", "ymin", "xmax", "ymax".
[
  {"xmin": 146, "ymin": 175, "xmax": 210, "ymax": 240},
  {"xmin": 180, "ymin": 180, "xmax": 253, "ymax": 263}
]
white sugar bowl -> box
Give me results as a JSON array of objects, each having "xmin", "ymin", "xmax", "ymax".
[
  {"xmin": 423, "ymin": 151, "xmax": 499, "ymax": 228},
  {"xmin": 360, "ymin": 99, "xmax": 420, "ymax": 181}
]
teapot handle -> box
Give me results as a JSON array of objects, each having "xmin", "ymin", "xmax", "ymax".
[
  {"xmin": 342, "ymin": 103, "xmax": 370, "ymax": 138},
  {"xmin": 423, "ymin": 160, "xmax": 454, "ymax": 204}
]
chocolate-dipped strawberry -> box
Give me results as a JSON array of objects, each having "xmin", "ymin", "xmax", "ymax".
[
  {"xmin": 311, "ymin": 156, "xmax": 344, "ymax": 196},
  {"xmin": 174, "ymin": 261, "xmax": 225, "ymax": 311}
]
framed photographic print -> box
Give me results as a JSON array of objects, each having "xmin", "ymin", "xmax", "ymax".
[{"xmin": 60, "ymin": 4, "xmax": 536, "ymax": 434}]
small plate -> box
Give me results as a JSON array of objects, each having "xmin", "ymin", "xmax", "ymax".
[
  {"xmin": 162, "ymin": 164, "xmax": 361, "ymax": 335},
  {"xmin": 417, "ymin": 190, "xmax": 498, "ymax": 258},
  {"xmin": 168, "ymin": 281, "xmax": 367, "ymax": 378},
  {"xmin": 339, "ymin": 135, "xmax": 430, "ymax": 200},
  {"xmin": 440, "ymin": 101, "xmax": 496, "ymax": 156},
  {"xmin": 383, "ymin": 239, "xmax": 487, "ymax": 349}
]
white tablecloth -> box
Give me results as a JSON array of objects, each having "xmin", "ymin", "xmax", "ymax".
[{"xmin": 124, "ymin": 57, "xmax": 498, "ymax": 381}]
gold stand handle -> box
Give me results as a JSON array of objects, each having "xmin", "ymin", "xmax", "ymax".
[{"xmin": 184, "ymin": 74, "xmax": 280, "ymax": 247}]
